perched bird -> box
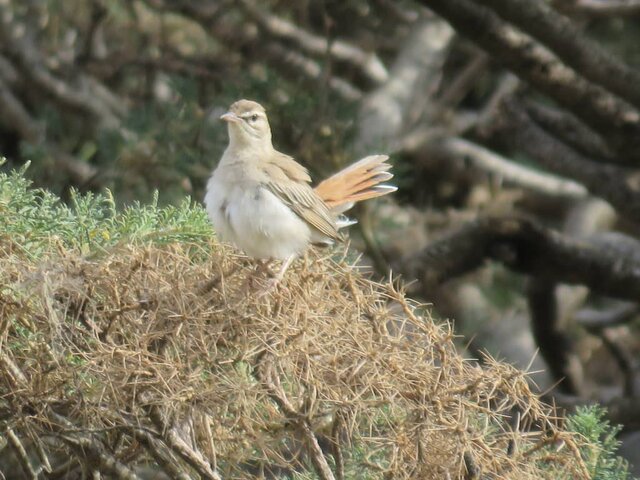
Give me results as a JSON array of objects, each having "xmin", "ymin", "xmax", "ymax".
[{"xmin": 205, "ymin": 99, "xmax": 396, "ymax": 284}]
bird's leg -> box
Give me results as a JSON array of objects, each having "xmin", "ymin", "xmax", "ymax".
[
  {"xmin": 258, "ymin": 254, "xmax": 296, "ymax": 295},
  {"xmin": 276, "ymin": 254, "xmax": 296, "ymax": 280}
]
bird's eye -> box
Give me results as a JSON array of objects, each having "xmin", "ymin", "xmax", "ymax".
[{"xmin": 250, "ymin": 114, "xmax": 258, "ymax": 122}]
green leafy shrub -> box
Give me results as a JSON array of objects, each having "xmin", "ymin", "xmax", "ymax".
[
  {"xmin": 566, "ymin": 405, "xmax": 635, "ymax": 480},
  {"xmin": 0, "ymin": 158, "xmax": 211, "ymax": 258}
]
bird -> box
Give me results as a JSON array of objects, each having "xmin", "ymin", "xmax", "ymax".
[{"xmin": 205, "ymin": 99, "xmax": 396, "ymax": 287}]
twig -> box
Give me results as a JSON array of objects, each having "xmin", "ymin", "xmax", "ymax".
[
  {"xmin": 33, "ymin": 436, "xmax": 53, "ymax": 475},
  {"xmin": 6, "ymin": 428, "xmax": 39, "ymax": 480},
  {"xmin": 132, "ymin": 427, "xmax": 193, "ymax": 480},
  {"xmin": 139, "ymin": 392, "xmax": 222, "ymax": 480},
  {"xmin": 0, "ymin": 351, "xmax": 29, "ymax": 389},
  {"xmin": 259, "ymin": 360, "xmax": 336, "ymax": 480}
]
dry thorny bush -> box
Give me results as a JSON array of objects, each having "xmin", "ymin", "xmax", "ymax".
[{"xmin": 0, "ymin": 238, "xmax": 592, "ymax": 479}]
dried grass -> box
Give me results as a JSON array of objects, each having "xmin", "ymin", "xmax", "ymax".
[{"xmin": 0, "ymin": 238, "xmax": 591, "ymax": 479}]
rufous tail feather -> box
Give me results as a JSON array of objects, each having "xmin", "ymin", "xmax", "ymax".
[{"xmin": 314, "ymin": 155, "xmax": 396, "ymax": 213}]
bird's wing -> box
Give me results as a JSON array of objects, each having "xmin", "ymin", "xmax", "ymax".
[
  {"xmin": 262, "ymin": 153, "xmax": 339, "ymax": 241},
  {"xmin": 266, "ymin": 152, "xmax": 312, "ymax": 183}
]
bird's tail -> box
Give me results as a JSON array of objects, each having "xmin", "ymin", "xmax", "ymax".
[{"xmin": 314, "ymin": 155, "xmax": 396, "ymax": 215}]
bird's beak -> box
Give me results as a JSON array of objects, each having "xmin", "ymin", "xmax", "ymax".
[{"xmin": 220, "ymin": 111, "xmax": 240, "ymax": 123}]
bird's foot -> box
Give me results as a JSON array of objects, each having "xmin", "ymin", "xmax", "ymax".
[
  {"xmin": 256, "ymin": 276, "xmax": 281, "ymax": 297},
  {"xmin": 254, "ymin": 255, "xmax": 296, "ymax": 297}
]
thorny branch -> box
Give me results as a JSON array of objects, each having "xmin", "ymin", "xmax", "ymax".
[
  {"xmin": 6, "ymin": 428, "xmax": 40, "ymax": 480},
  {"xmin": 139, "ymin": 391, "xmax": 223, "ymax": 480},
  {"xmin": 258, "ymin": 358, "xmax": 337, "ymax": 480}
]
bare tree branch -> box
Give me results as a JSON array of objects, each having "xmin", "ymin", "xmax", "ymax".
[
  {"xmin": 354, "ymin": 18, "xmax": 454, "ymax": 154},
  {"xmin": 237, "ymin": 0, "xmax": 389, "ymax": 86},
  {"xmin": 141, "ymin": 0, "xmax": 363, "ymax": 101},
  {"xmin": 263, "ymin": 42, "xmax": 363, "ymax": 101},
  {"xmin": 259, "ymin": 360, "xmax": 336, "ymax": 480},
  {"xmin": 0, "ymin": 74, "xmax": 100, "ymax": 185},
  {"xmin": 139, "ymin": 392, "xmax": 222, "ymax": 480},
  {"xmin": 399, "ymin": 215, "xmax": 640, "ymax": 302},
  {"xmin": 554, "ymin": 0, "xmax": 640, "ymax": 17},
  {"xmin": 475, "ymin": 0, "xmax": 640, "ymax": 109},
  {"xmin": 599, "ymin": 329, "xmax": 639, "ymax": 397},
  {"xmin": 497, "ymin": 100, "xmax": 640, "ymax": 221},
  {"xmin": 438, "ymin": 52, "xmax": 489, "ymax": 108},
  {"xmin": 527, "ymin": 280, "xmax": 581, "ymax": 394},
  {"xmin": 523, "ymin": 101, "xmax": 614, "ymax": 160},
  {"xmin": 132, "ymin": 428, "xmax": 193, "ymax": 480},
  {"xmin": 575, "ymin": 302, "xmax": 639, "ymax": 330},
  {"xmin": 57, "ymin": 432, "xmax": 141, "ymax": 480},
  {"xmin": 435, "ymin": 137, "xmax": 588, "ymax": 199},
  {"xmin": 0, "ymin": 76, "xmax": 42, "ymax": 143},
  {"xmin": 419, "ymin": 0, "xmax": 640, "ymax": 161},
  {"xmin": 6, "ymin": 428, "xmax": 39, "ymax": 480},
  {"xmin": 0, "ymin": 3, "xmax": 124, "ymax": 129}
]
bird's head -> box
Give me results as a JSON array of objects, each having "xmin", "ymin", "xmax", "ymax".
[{"xmin": 221, "ymin": 99, "xmax": 272, "ymax": 149}]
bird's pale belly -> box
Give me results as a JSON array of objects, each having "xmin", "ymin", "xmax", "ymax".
[{"xmin": 207, "ymin": 184, "xmax": 311, "ymax": 260}]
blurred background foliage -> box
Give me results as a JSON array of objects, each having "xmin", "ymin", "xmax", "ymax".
[{"xmin": 2, "ymin": 0, "xmax": 390, "ymax": 206}]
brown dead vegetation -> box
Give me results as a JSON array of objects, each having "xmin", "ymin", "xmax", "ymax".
[{"xmin": 0, "ymin": 238, "xmax": 591, "ymax": 479}]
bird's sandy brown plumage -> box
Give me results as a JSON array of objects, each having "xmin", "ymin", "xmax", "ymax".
[{"xmin": 206, "ymin": 99, "xmax": 396, "ymax": 266}]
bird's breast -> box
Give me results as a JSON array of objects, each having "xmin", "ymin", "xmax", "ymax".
[{"xmin": 205, "ymin": 171, "xmax": 312, "ymax": 259}]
